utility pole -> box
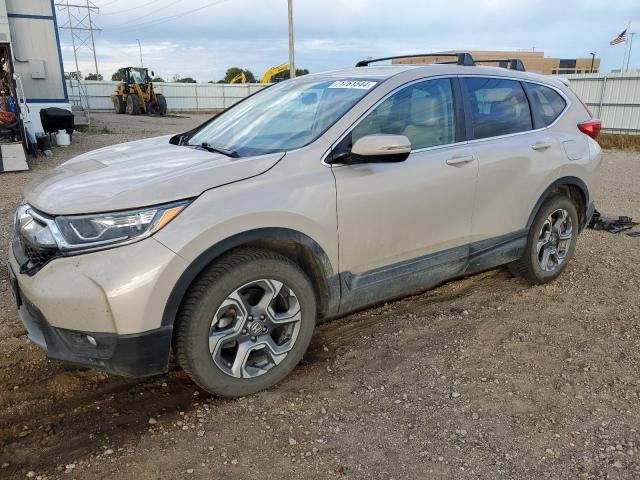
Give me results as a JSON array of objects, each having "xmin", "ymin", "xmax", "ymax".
[
  {"xmin": 137, "ymin": 39, "xmax": 143, "ymax": 68},
  {"xmin": 287, "ymin": 0, "xmax": 295, "ymax": 78},
  {"xmin": 56, "ymin": 0, "xmax": 101, "ymax": 77},
  {"xmin": 590, "ymin": 52, "xmax": 596, "ymax": 73}
]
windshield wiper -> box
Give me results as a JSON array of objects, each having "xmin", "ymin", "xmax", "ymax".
[{"xmin": 191, "ymin": 142, "xmax": 239, "ymax": 158}]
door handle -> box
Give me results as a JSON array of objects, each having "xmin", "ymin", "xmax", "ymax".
[
  {"xmin": 446, "ymin": 155, "xmax": 475, "ymax": 166},
  {"xmin": 531, "ymin": 140, "xmax": 553, "ymax": 151}
]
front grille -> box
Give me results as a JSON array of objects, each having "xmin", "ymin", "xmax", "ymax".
[{"xmin": 15, "ymin": 236, "xmax": 60, "ymax": 275}]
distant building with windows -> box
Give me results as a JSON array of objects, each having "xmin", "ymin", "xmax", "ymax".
[{"xmin": 392, "ymin": 50, "xmax": 600, "ymax": 75}]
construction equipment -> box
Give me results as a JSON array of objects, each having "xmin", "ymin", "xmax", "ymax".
[
  {"xmin": 261, "ymin": 63, "xmax": 290, "ymax": 83},
  {"xmin": 229, "ymin": 71, "xmax": 247, "ymax": 84},
  {"xmin": 110, "ymin": 67, "xmax": 167, "ymax": 116}
]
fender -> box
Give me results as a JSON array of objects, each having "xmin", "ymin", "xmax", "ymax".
[
  {"xmin": 525, "ymin": 176, "xmax": 589, "ymax": 229},
  {"xmin": 161, "ymin": 228, "xmax": 340, "ymax": 328}
]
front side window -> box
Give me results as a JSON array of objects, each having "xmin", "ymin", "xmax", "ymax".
[
  {"xmin": 351, "ymin": 78, "xmax": 456, "ymax": 150},
  {"xmin": 464, "ymin": 77, "xmax": 533, "ymax": 140},
  {"xmin": 188, "ymin": 78, "xmax": 380, "ymax": 157},
  {"xmin": 526, "ymin": 82, "xmax": 567, "ymax": 126}
]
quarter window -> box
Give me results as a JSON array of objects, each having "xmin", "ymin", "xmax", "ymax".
[
  {"xmin": 351, "ymin": 78, "xmax": 456, "ymax": 150},
  {"xmin": 526, "ymin": 82, "xmax": 567, "ymax": 126},
  {"xmin": 464, "ymin": 77, "xmax": 533, "ymax": 140}
]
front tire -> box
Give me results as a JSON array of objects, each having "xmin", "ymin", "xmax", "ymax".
[
  {"xmin": 125, "ymin": 95, "xmax": 140, "ymax": 115},
  {"xmin": 174, "ymin": 248, "xmax": 317, "ymax": 398},
  {"xmin": 112, "ymin": 95, "xmax": 125, "ymax": 114},
  {"xmin": 508, "ymin": 193, "xmax": 579, "ymax": 284}
]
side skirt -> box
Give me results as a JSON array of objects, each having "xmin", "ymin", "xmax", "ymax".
[
  {"xmin": 337, "ymin": 230, "xmax": 527, "ymax": 315},
  {"xmin": 465, "ymin": 229, "xmax": 527, "ymax": 276}
]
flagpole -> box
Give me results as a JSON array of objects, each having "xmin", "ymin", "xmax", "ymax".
[
  {"xmin": 626, "ymin": 32, "xmax": 635, "ymax": 71},
  {"xmin": 622, "ymin": 21, "xmax": 631, "ymax": 71}
]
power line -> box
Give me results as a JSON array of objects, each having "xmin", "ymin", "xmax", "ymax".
[
  {"xmin": 110, "ymin": 0, "xmax": 233, "ymax": 31},
  {"xmin": 106, "ymin": 0, "xmax": 182, "ymax": 27},
  {"xmin": 99, "ymin": 0, "xmax": 169, "ymax": 16}
]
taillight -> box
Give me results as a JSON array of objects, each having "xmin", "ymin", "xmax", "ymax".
[
  {"xmin": 570, "ymin": 88, "xmax": 600, "ymax": 140},
  {"xmin": 578, "ymin": 118, "xmax": 601, "ymax": 140}
]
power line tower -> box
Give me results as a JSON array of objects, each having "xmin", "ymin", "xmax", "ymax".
[{"xmin": 56, "ymin": 0, "xmax": 101, "ymax": 77}]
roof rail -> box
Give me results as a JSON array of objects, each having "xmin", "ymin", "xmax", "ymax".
[
  {"xmin": 355, "ymin": 52, "xmax": 475, "ymax": 67},
  {"xmin": 474, "ymin": 58, "xmax": 526, "ymax": 72}
]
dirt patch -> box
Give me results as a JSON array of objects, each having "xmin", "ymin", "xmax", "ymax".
[{"xmin": 1, "ymin": 115, "xmax": 639, "ymax": 479}]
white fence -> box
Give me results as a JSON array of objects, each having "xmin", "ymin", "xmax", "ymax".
[
  {"xmin": 66, "ymin": 80, "xmax": 268, "ymax": 112},
  {"xmin": 565, "ymin": 72, "xmax": 640, "ymax": 134},
  {"xmin": 69, "ymin": 74, "xmax": 640, "ymax": 134}
]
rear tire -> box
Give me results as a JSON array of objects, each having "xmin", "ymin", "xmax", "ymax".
[
  {"xmin": 508, "ymin": 193, "xmax": 579, "ymax": 284},
  {"xmin": 112, "ymin": 96, "xmax": 125, "ymax": 114},
  {"xmin": 174, "ymin": 248, "xmax": 317, "ymax": 398},
  {"xmin": 156, "ymin": 94, "xmax": 167, "ymax": 115},
  {"xmin": 146, "ymin": 100, "xmax": 162, "ymax": 116},
  {"xmin": 125, "ymin": 95, "xmax": 140, "ymax": 115}
]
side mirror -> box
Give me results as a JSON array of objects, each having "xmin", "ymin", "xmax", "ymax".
[{"xmin": 347, "ymin": 134, "xmax": 411, "ymax": 164}]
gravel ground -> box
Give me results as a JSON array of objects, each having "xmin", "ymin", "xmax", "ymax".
[{"xmin": 0, "ymin": 113, "xmax": 639, "ymax": 480}]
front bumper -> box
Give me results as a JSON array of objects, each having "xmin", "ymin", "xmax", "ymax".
[
  {"xmin": 16, "ymin": 288, "xmax": 172, "ymax": 376},
  {"xmin": 8, "ymin": 236, "xmax": 189, "ymax": 377}
]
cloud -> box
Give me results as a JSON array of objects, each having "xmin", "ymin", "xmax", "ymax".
[{"xmin": 60, "ymin": 0, "xmax": 640, "ymax": 80}]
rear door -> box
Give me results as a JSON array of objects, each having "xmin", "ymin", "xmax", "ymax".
[{"xmin": 462, "ymin": 76, "xmax": 567, "ymax": 258}]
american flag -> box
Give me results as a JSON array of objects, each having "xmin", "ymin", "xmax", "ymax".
[{"xmin": 610, "ymin": 29, "xmax": 627, "ymax": 45}]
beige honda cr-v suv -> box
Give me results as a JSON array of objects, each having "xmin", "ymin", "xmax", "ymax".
[{"xmin": 8, "ymin": 53, "xmax": 602, "ymax": 397}]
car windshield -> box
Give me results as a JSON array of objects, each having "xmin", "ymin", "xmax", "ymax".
[{"xmin": 187, "ymin": 77, "xmax": 380, "ymax": 157}]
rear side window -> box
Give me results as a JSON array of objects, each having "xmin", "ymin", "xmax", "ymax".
[
  {"xmin": 463, "ymin": 77, "xmax": 533, "ymax": 140},
  {"xmin": 525, "ymin": 82, "xmax": 567, "ymax": 126}
]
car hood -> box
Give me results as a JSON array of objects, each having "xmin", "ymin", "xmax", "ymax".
[{"xmin": 25, "ymin": 135, "xmax": 284, "ymax": 215}]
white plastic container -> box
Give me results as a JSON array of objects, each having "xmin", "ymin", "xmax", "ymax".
[{"xmin": 56, "ymin": 129, "xmax": 70, "ymax": 147}]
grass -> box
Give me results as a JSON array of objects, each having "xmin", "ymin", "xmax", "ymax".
[
  {"xmin": 599, "ymin": 133, "xmax": 640, "ymax": 151},
  {"xmin": 75, "ymin": 125, "xmax": 112, "ymax": 135}
]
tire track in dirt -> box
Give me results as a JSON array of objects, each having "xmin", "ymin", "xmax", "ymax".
[
  {"xmin": 309, "ymin": 268, "xmax": 520, "ymax": 359},
  {"xmin": 0, "ymin": 268, "xmax": 519, "ymax": 476}
]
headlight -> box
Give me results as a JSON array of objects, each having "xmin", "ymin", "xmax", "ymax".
[{"xmin": 53, "ymin": 200, "xmax": 190, "ymax": 251}]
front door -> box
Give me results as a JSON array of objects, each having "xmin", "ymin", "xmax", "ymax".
[{"xmin": 330, "ymin": 77, "xmax": 478, "ymax": 312}]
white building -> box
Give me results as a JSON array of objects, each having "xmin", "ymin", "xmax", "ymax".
[{"xmin": 0, "ymin": 0, "xmax": 70, "ymax": 134}]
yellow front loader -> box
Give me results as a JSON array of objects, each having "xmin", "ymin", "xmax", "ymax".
[{"xmin": 111, "ymin": 67, "xmax": 167, "ymax": 116}]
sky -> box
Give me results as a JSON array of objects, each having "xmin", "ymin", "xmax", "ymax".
[{"xmin": 59, "ymin": 0, "xmax": 640, "ymax": 82}]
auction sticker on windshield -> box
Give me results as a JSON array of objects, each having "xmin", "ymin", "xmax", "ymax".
[{"xmin": 328, "ymin": 80, "xmax": 378, "ymax": 89}]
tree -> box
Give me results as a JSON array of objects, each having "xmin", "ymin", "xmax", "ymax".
[
  {"xmin": 111, "ymin": 68, "xmax": 127, "ymax": 81},
  {"xmin": 85, "ymin": 73, "xmax": 103, "ymax": 81},
  {"xmin": 176, "ymin": 76, "xmax": 197, "ymax": 83},
  {"xmin": 271, "ymin": 68, "xmax": 309, "ymax": 82},
  {"xmin": 221, "ymin": 67, "xmax": 256, "ymax": 83},
  {"xmin": 151, "ymin": 76, "xmax": 165, "ymax": 82}
]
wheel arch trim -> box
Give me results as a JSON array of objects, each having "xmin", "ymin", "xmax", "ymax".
[
  {"xmin": 526, "ymin": 176, "xmax": 590, "ymax": 230},
  {"xmin": 161, "ymin": 228, "xmax": 340, "ymax": 328}
]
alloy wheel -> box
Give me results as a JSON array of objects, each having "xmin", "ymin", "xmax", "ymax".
[
  {"xmin": 536, "ymin": 208, "xmax": 573, "ymax": 272},
  {"xmin": 209, "ymin": 279, "xmax": 301, "ymax": 379}
]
